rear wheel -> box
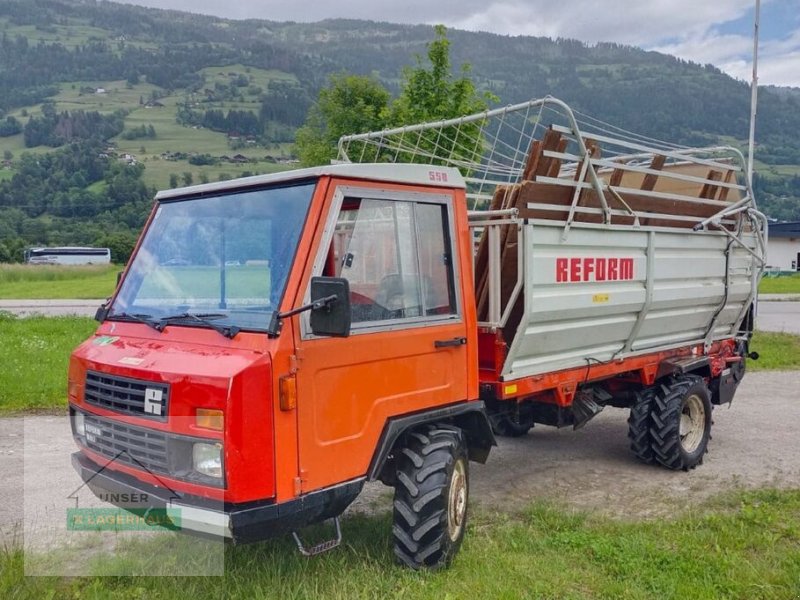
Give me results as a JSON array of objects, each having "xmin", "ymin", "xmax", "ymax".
[
  {"xmin": 649, "ymin": 375, "xmax": 712, "ymax": 470},
  {"xmin": 392, "ymin": 425, "xmax": 469, "ymax": 570},
  {"xmin": 627, "ymin": 387, "xmax": 657, "ymax": 464}
]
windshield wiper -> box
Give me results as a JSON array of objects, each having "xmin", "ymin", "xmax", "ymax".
[
  {"xmin": 108, "ymin": 312, "xmax": 162, "ymax": 332},
  {"xmin": 157, "ymin": 312, "xmax": 240, "ymax": 339}
]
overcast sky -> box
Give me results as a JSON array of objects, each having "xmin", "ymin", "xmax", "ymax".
[{"xmin": 116, "ymin": 0, "xmax": 800, "ymax": 87}]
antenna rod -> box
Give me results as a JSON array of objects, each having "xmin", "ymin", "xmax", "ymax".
[{"xmin": 747, "ymin": 0, "xmax": 761, "ymax": 187}]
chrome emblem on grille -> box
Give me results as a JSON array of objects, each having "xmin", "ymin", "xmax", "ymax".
[{"xmin": 144, "ymin": 388, "xmax": 163, "ymax": 415}]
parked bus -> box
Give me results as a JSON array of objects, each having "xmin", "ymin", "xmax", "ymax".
[{"xmin": 24, "ymin": 246, "xmax": 111, "ymax": 265}]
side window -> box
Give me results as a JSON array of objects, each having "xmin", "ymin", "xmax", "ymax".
[{"xmin": 324, "ymin": 197, "xmax": 457, "ymax": 325}]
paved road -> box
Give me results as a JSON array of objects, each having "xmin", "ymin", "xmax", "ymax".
[
  {"xmin": 3, "ymin": 371, "xmax": 799, "ymax": 558},
  {"xmin": 757, "ymin": 300, "xmax": 800, "ymax": 334},
  {"xmin": 0, "ymin": 299, "xmax": 104, "ymax": 318}
]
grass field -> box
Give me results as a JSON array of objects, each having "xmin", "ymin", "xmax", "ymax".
[
  {"xmin": 3, "ymin": 489, "xmax": 799, "ymax": 598},
  {"xmin": 0, "ymin": 63, "xmax": 295, "ymax": 190},
  {"xmin": 760, "ymin": 273, "xmax": 800, "ymax": 294},
  {"xmin": 0, "ymin": 264, "xmax": 118, "ymax": 299},
  {"xmin": 4, "ymin": 262, "xmax": 799, "ymax": 300},
  {"xmin": 0, "ymin": 315, "xmax": 96, "ymax": 412},
  {"xmin": 751, "ymin": 331, "xmax": 800, "ymax": 370},
  {"xmin": 0, "ymin": 313, "xmax": 796, "ymax": 414}
]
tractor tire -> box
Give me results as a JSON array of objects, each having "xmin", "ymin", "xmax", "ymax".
[
  {"xmin": 627, "ymin": 387, "xmax": 657, "ymax": 464},
  {"xmin": 489, "ymin": 405, "xmax": 534, "ymax": 438},
  {"xmin": 392, "ymin": 424, "xmax": 469, "ymax": 570},
  {"xmin": 649, "ymin": 375, "xmax": 712, "ymax": 471}
]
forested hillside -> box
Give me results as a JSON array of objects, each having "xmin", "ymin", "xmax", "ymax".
[{"xmin": 0, "ymin": 0, "xmax": 797, "ymax": 262}]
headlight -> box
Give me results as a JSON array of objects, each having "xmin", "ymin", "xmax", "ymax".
[
  {"xmin": 192, "ymin": 443, "xmax": 223, "ymax": 478},
  {"xmin": 73, "ymin": 412, "xmax": 85, "ymax": 438}
]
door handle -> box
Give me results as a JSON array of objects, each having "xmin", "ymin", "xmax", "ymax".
[{"xmin": 434, "ymin": 337, "xmax": 467, "ymax": 348}]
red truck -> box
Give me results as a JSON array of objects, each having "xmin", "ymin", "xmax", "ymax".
[{"xmin": 69, "ymin": 99, "xmax": 766, "ymax": 569}]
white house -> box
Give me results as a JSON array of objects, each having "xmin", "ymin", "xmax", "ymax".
[{"xmin": 766, "ymin": 221, "xmax": 800, "ymax": 272}]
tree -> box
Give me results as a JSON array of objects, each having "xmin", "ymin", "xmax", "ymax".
[
  {"xmin": 182, "ymin": 171, "xmax": 193, "ymax": 186},
  {"xmin": 294, "ymin": 73, "xmax": 390, "ymax": 167},
  {"xmin": 169, "ymin": 173, "xmax": 179, "ymax": 188},
  {"xmin": 388, "ymin": 25, "xmax": 496, "ymax": 167},
  {"xmin": 391, "ymin": 25, "xmax": 495, "ymax": 124},
  {"xmin": 294, "ymin": 26, "xmax": 494, "ymax": 168},
  {"xmin": 94, "ymin": 232, "xmax": 138, "ymax": 265}
]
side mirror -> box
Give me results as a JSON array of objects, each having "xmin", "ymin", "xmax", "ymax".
[
  {"xmin": 310, "ymin": 276, "xmax": 351, "ymax": 337},
  {"xmin": 95, "ymin": 303, "xmax": 109, "ymax": 323}
]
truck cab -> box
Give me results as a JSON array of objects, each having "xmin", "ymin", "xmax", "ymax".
[{"xmin": 69, "ymin": 164, "xmax": 493, "ymax": 565}]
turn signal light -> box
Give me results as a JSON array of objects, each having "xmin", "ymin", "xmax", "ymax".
[
  {"xmin": 280, "ymin": 374, "xmax": 297, "ymax": 411},
  {"xmin": 195, "ymin": 408, "xmax": 224, "ymax": 431}
]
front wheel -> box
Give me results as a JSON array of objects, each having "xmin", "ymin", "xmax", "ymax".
[
  {"xmin": 649, "ymin": 375, "xmax": 712, "ymax": 470},
  {"xmin": 392, "ymin": 425, "xmax": 469, "ymax": 570}
]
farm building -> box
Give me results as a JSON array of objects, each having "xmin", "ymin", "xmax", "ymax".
[{"xmin": 766, "ymin": 221, "xmax": 800, "ymax": 272}]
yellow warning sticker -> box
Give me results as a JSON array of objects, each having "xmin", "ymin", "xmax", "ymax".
[
  {"xmin": 592, "ymin": 293, "xmax": 610, "ymax": 303},
  {"xmin": 504, "ymin": 384, "xmax": 518, "ymax": 395}
]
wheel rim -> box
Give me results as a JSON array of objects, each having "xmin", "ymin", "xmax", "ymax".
[
  {"xmin": 679, "ymin": 393, "xmax": 706, "ymax": 454},
  {"xmin": 447, "ymin": 459, "xmax": 467, "ymax": 542}
]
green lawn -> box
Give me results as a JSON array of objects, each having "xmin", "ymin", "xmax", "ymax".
[
  {"xmin": 760, "ymin": 273, "xmax": 800, "ymax": 294},
  {"xmin": 3, "ymin": 489, "xmax": 800, "ymax": 598},
  {"xmin": 0, "ymin": 264, "xmax": 118, "ymax": 299},
  {"xmin": 750, "ymin": 330, "xmax": 800, "ymax": 371},
  {"xmin": 0, "ymin": 314, "xmax": 96, "ymax": 412},
  {"xmin": 0, "ymin": 315, "xmax": 796, "ymax": 414}
]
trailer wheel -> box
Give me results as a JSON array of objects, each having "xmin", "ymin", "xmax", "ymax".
[
  {"xmin": 627, "ymin": 387, "xmax": 656, "ymax": 464},
  {"xmin": 649, "ymin": 375, "xmax": 712, "ymax": 471},
  {"xmin": 488, "ymin": 405, "xmax": 534, "ymax": 438},
  {"xmin": 392, "ymin": 425, "xmax": 468, "ymax": 570}
]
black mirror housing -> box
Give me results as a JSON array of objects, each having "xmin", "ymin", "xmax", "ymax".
[
  {"xmin": 310, "ymin": 276, "xmax": 351, "ymax": 337},
  {"xmin": 95, "ymin": 303, "xmax": 109, "ymax": 323}
]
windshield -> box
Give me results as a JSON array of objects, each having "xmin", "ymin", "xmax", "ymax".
[{"xmin": 109, "ymin": 181, "xmax": 316, "ymax": 332}]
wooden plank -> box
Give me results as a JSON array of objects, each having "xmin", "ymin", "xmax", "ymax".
[
  {"xmin": 699, "ymin": 169, "xmax": 723, "ymax": 199},
  {"xmin": 576, "ymin": 139, "xmax": 601, "ymax": 205},
  {"xmin": 534, "ymin": 129, "xmax": 563, "ymax": 179},
  {"xmin": 475, "ymin": 186, "xmax": 509, "ymax": 320},
  {"xmin": 522, "ymin": 140, "xmax": 542, "ymax": 181},
  {"xmin": 515, "ymin": 180, "xmax": 726, "ymax": 229},
  {"xmin": 717, "ymin": 169, "xmax": 735, "ymax": 202},
  {"xmin": 641, "ymin": 154, "xmax": 666, "ymax": 191},
  {"xmin": 545, "ymin": 138, "xmax": 569, "ymax": 178}
]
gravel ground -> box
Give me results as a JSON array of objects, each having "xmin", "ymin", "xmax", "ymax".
[{"xmin": 2, "ymin": 370, "xmax": 799, "ymax": 555}]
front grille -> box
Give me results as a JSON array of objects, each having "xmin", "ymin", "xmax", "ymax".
[
  {"xmin": 84, "ymin": 371, "xmax": 169, "ymax": 420},
  {"xmin": 83, "ymin": 413, "xmax": 170, "ymax": 476}
]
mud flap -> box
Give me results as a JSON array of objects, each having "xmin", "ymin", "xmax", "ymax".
[{"xmin": 710, "ymin": 358, "xmax": 746, "ymax": 405}]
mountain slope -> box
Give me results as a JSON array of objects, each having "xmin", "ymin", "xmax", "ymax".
[{"xmin": 0, "ymin": 0, "xmax": 797, "ymax": 261}]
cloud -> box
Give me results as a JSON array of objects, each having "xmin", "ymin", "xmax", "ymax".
[
  {"xmin": 114, "ymin": 0, "xmax": 799, "ymax": 87},
  {"xmin": 651, "ymin": 27, "xmax": 800, "ymax": 87}
]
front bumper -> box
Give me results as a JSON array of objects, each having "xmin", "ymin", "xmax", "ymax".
[{"xmin": 71, "ymin": 452, "xmax": 363, "ymax": 543}]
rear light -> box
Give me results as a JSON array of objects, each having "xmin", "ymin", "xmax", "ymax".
[{"xmin": 195, "ymin": 408, "xmax": 224, "ymax": 431}]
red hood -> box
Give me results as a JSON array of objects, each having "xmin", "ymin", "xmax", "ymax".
[{"xmin": 69, "ymin": 320, "xmax": 276, "ymax": 502}]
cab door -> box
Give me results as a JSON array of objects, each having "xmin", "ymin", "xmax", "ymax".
[{"xmin": 293, "ymin": 184, "xmax": 469, "ymax": 493}]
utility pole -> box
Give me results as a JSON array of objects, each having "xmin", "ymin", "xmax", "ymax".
[{"xmin": 747, "ymin": 0, "xmax": 760, "ymax": 188}]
